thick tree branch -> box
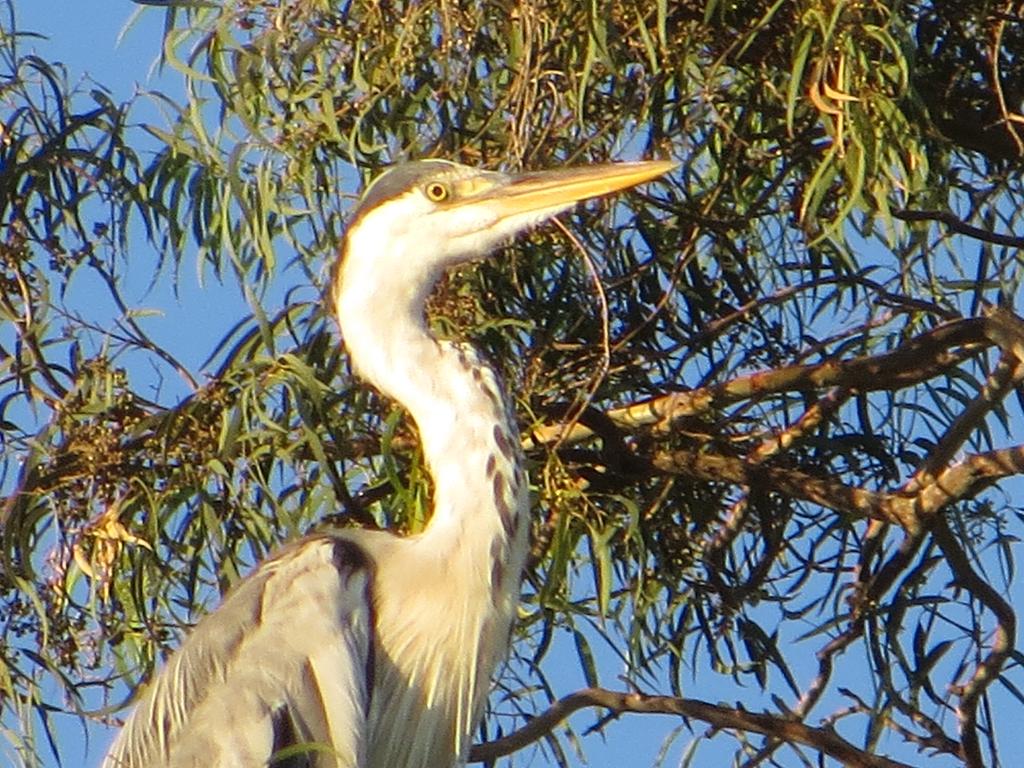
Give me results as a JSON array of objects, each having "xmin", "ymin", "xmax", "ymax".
[
  {"xmin": 469, "ymin": 687, "xmax": 916, "ymax": 768},
  {"xmin": 526, "ymin": 317, "xmax": 987, "ymax": 448},
  {"xmin": 650, "ymin": 445, "xmax": 1024, "ymax": 533}
]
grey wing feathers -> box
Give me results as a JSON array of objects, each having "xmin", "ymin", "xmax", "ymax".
[{"xmin": 103, "ymin": 535, "xmax": 375, "ymax": 768}]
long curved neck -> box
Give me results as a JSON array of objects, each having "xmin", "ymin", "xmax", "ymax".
[{"xmin": 334, "ymin": 235, "xmax": 528, "ymax": 578}]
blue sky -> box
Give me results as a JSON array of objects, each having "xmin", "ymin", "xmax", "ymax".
[{"xmin": 17, "ymin": 4, "xmax": 163, "ymax": 113}]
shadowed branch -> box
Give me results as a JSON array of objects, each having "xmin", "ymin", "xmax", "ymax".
[{"xmin": 469, "ymin": 687, "xmax": 920, "ymax": 768}]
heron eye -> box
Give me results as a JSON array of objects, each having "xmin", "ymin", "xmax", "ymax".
[{"xmin": 424, "ymin": 182, "xmax": 450, "ymax": 202}]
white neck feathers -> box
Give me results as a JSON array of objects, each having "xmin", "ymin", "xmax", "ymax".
[{"xmin": 334, "ymin": 205, "xmax": 528, "ymax": 574}]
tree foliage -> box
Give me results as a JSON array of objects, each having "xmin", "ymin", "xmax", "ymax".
[{"xmin": 3, "ymin": 1, "xmax": 1024, "ymax": 766}]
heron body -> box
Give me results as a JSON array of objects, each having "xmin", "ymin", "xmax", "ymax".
[{"xmin": 102, "ymin": 159, "xmax": 673, "ymax": 768}]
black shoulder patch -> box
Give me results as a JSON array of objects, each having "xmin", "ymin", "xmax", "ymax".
[
  {"xmin": 328, "ymin": 536, "xmax": 377, "ymax": 712},
  {"xmin": 329, "ymin": 536, "xmax": 373, "ymax": 576},
  {"xmin": 270, "ymin": 705, "xmax": 313, "ymax": 768}
]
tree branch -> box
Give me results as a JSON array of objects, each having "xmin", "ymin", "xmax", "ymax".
[
  {"xmin": 905, "ymin": 351, "xmax": 1024, "ymax": 491},
  {"xmin": 894, "ymin": 208, "xmax": 1024, "ymax": 248},
  {"xmin": 525, "ymin": 317, "xmax": 987, "ymax": 448},
  {"xmin": 469, "ymin": 687, "xmax": 916, "ymax": 768},
  {"xmin": 650, "ymin": 444, "xmax": 1024, "ymax": 533},
  {"xmin": 933, "ymin": 518, "xmax": 1017, "ymax": 768}
]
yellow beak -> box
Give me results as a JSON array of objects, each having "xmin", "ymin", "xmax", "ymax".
[{"xmin": 467, "ymin": 160, "xmax": 676, "ymax": 216}]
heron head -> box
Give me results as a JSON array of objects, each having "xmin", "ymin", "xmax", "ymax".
[
  {"xmin": 332, "ymin": 158, "xmax": 674, "ymax": 410},
  {"xmin": 337, "ymin": 158, "xmax": 675, "ymax": 284}
]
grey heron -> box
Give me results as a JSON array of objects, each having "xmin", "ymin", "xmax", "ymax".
[{"xmin": 102, "ymin": 158, "xmax": 675, "ymax": 768}]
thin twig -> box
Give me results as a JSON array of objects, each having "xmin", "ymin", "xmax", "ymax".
[
  {"xmin": 894, "ymin": 209, "xmax": 1024, "ymax": 248},
  {"xmin": 933, "ymin": 518, "xmax": 1016, "ymax": 768},
  {"xmin": 548, "ymin": 217, "xmax": 611, "ymax": 447}
]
